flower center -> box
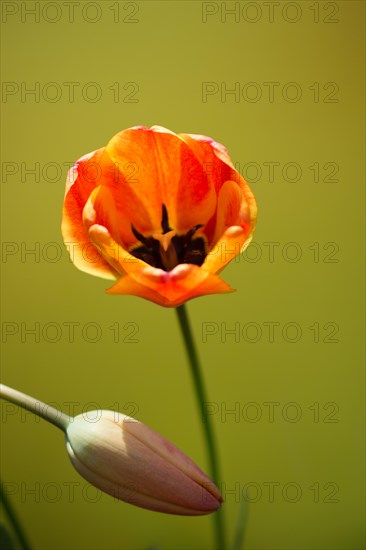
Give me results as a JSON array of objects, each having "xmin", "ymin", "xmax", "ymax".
[{"xmin": 130, "ymin": 205, "xmax": 207, "ymax": 271}]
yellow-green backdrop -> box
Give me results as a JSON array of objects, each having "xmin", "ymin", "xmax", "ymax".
[{"xmin": 1, "ymin": 1, "xmax": 364, "ymax": 549}]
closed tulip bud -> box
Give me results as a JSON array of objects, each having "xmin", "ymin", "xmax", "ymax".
[{"xmin": 65, "ymin": 410, "xmax": 222, "ymax": 515}]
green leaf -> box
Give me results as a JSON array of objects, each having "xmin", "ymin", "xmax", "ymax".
[
  {"xmin": 232, "ymin": 499, "xmax": 249, "ymax": 550},
  {"xmin": 0, "ymin": 523, "xmax": 16, "ymax": 550}
]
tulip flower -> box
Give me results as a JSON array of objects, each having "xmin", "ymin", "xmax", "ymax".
[
  {"xmin": 66, "ymin": 410, "xmax": 222, "ymax": 515},
  {"xmin": 62, "ymin": 125, "xmax": 257, "ymax": 307}
]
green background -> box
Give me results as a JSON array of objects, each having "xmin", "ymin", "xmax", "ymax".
[{"xmin": 1, "ymin": 1, "xmax": 365, "ymax": 549}]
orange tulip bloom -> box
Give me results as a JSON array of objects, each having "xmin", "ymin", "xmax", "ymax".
[{"xmin": 62, "ymin": 126, "xmax": 257, "ymax": 307}]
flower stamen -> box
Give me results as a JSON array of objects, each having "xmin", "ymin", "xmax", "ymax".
[{"xmin": 130, "ymin": 204, "xmax": 207, "ymax": 271}]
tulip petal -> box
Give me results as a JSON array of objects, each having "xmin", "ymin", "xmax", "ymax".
[
  {"xmin": 178, "ymin": 133, "xmax": 255, "ymax": 246},
  {"xmin": 203, "ymin": 179, "xmax": 257, "ymax": 273},
  {"xmin": 106, "ymin": 264, "xmax": 234, "ymax": 307},
  {"xmin": 203, "ymin": 226, "xmax": 249, "ymax": 274},
  {"xmin": 179, "ymin": 132, "xmax": 235, "ymax": 170},
  {"xmin": 94, "ymin": 127, "xmax": 217, "ymax": 247},
  {"xmin": 210, "ymin": 180, "xmax": 244, "ymax": 245},
  {"xmin": 62, "ymin": 149, "xmax": 118, "ymax": 280},
  {"xmin": 88, "ymin": 224, "xmax": 148, "ymax": 276}
]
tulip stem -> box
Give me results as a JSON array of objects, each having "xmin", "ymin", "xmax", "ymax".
[
  {"xmin": 0, "ymin": 480, "xmax": 31, "ymax": 550},
  {"xmin": 0, "ymin": 385, "xmax": 72, "ymax": 550},
  {"xmin": 0, "ymin": 384, "xmax": 71, "ymax": 432},
  {"xmin": 176, "ymin": 305, "xmax": 226, "ymax": 550}
]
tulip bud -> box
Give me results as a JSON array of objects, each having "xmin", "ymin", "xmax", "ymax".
[{"xmin": 65, "ymin": 410, "xmax": 222, "ymax": 515}]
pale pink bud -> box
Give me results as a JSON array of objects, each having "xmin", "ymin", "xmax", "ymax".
[{"xmin": 66, "ymin": 410, "xmax": 222, "ymax": 515}]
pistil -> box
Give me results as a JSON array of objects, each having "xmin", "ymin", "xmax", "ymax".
[{"xmin": 152, "ymin": 230, "xmax": 179, "ymax": 271}]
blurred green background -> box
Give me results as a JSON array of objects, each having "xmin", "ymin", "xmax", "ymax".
[{"xmin": 1, "ymin": 1, "xmax": 364, "ymax": 549}]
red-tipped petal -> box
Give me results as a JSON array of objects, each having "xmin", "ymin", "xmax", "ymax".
[
  {"xmin": 106, "ymin": 264, "xmax": 234, "ymax": 307},
  {"xmin": 179, "ymin": 132, "xmax": 235, "ymax": 170}
]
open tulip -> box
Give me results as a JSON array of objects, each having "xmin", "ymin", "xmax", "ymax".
[
  {"xmin": 66, "ymin": 410, "xmax": 222, "ymax": 515},
  {"xmin": 62, "ymin": 125, "xmax": 257, "ymax": 307}
]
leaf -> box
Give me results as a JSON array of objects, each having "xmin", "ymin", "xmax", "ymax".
[
  {"xmin": 232, "ymin": 499, "xmax": 250, "ymax": 550},
  {"xmin": 0, "ymin": 523, "xmax": 15, "ymax": 550}
]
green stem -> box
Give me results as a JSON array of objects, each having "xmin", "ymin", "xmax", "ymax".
[
  {"xmin": 0, "ymin": 385, "xmax": 72, "ymax": 550},
  {"xmin": 0, "ymin": 480, "xmax": 31, "ymax": 550},
  {"xmin": 176, "ymin": 305, "xmax": 226, "ymax": 550},
  {"xmin": 0, "ymin": 384, "xmax": 71, "ymax": 432}
]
